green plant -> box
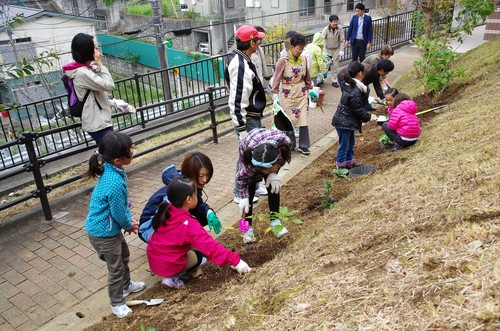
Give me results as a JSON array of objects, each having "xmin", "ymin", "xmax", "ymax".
[
  {"xmin": 140, "ymin": 323, "xmax": 156, "ymax": 331},
  {"xmin": 102, "ymin": 0, "xmax": 115, "ymax": 6},
  {"xmin": 182, "ymin": 10, "xmax": 199, "ymax": 19},
  {"xmin": 333, "ymin": 168, "xmax": 349, "ymax": 178},
  {"xmin": 322, "ymin": 179, "xmax": 337, "ymax": 210},
  {"xmin": 264, "ymin": 207, "xmax": 303, "ymax": 236},
  {"xmin": 126, "ymin": 3, "xmax": 153, "ymax": 16}
]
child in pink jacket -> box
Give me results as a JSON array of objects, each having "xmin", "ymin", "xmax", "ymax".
[
  {"xmin": 147, "ymin": 176, "xmax": 251, "ymax": 289},
  {"xmin": 381, "ymin": 93, "xmax": 421, "ymax": 151}
]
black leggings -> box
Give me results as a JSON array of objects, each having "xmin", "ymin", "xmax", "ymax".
[
  {"xmin": 247, "ymin": 175, "xmax": 280, "ymax": 225},
  {"xmin": 381, "ymin": 122, "xmax": 417, "ymax": 148}
]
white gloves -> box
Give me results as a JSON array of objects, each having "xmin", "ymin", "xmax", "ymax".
[
  {"xmin": 272, "ymin": 94, "xmax": 279, "ymax": 102},
  {"xmin": 112, "ymin": 99, "xmax": 136, "ymax": 113},
  {"xmin": 238, "ymin": 197, "xmax": 250, "ymax": 215},
  {"xmin": 265, "ymin": 173, "xmax": 281, "ymax": 194},
  {"xmin": 370, "ymin": 114, "xmax": 378, "ymax": 121},
  {"xmin": 232, "ymin": 259, "xmax": 252, "ymax": 273},
  {"xmin": 339, "ymin": 50, "xmax": 344, "ymax": 57}
]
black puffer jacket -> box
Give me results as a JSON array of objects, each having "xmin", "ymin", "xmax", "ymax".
[{"xmin": 332, "ymin": 83, "xmax": 371, "ymax": 132}]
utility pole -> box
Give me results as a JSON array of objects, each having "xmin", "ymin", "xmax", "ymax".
[
  {"xmin": 219, "ymin": 0, "xmax": 228, "ymax": 54},
  {"xmin": 150, "ymin": 0, "xmax": 173, "ymax": 113}
]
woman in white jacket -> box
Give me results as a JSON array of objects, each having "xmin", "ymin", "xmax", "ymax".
[{"xmin": 62, "ymin": 33, "xmax": 115, "ymax": 144}]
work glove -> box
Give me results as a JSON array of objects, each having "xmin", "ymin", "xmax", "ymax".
[
  {"xmin": 339, "ymin": 50, "xmax": 344, "ymax": 57},
  {"xmin": 272, "ymin": 94, "xmax": 279, "ymax": 101},
  {"xmin": 238, "ymin": 197, "xmax": 250, "ymax": 215},
  {"xmin": 309, "ymin": 91, "xmax": 318, "ymax": 103},
  {"xmin": 370, "ymin": 114, "xmax": 378, "ymax": 121},
  {"xmin": 265, "ymin": 173, "xmax": 281, "ymax": 194},
  {"xmin": 206, "ymin": 209, "xmax": 222, "ymax": 234},
  {"xmin": 232, "ymin": 259, "xmax": 252, "ymax": 273}
]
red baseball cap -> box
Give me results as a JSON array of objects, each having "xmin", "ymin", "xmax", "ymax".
[{"xmin": 235, "ymin": 25, "xmax": 265, "ymax": 42}]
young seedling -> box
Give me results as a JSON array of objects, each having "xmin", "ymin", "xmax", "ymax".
[
  {"xmin": 333, "ymin": 168, "xmax": 349, "ymax": 178},
  {"xmin": 263, "ymin": 206, "xmax": 303, "ymax": 236},
  {"xmin": 322, "ymin": 179, "xmax": 337, "ymax": 210}
]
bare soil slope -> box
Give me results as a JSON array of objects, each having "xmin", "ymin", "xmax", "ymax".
[{"xmin": 86, "ymin": 38, "xmax": 500, "ymax": 330}]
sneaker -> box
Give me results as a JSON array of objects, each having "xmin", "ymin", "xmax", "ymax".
[
  {"xmin": 111, "ymin": 304, "xmax": 133, "ymax": 318},
  {"xmin": 269, "ymin": 220, "xmax": 288, "ymax": 238},
  {"xmin": 298, "ymin": 147, "xmax": 310, "ymax": 155},
  {"xmin": 392, "ymin": 145, "xmax": 402, "ymax": 152},
  {"xmin": 294, "ymin": 127, "xmax": 300, "ymax": 138},
  {"xmin": 234, "ymin": 196, "xmax": 259, "ymax": 204},
  {"xmin": 162, "ymin": 276, "xmax": 184, "ymax": 289},
  {"xmin": 199, "ymin": 256, "xmax": 208, "ymax": 267},
  {"xmin": 347, "ymin": 161, "xmax": 364, "ymax": 169},
  {"xmin": 242, "ymin": 227, "xmax": 256, "ymax": 244},
  {"xmin": 332, "ymin": 82, "xmax": 339, "ymax": 88},
  {"xmin": 255, "ymin": 186, "xmax": 268, "ymax": 196},
  {"xmin": 123, "ymin": 280, "xmax": 145, "ymax": 298}
]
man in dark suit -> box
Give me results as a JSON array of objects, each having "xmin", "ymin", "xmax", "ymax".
[{"xmin": 346, "ymin": 3, "xmax": 373, "ymax": 62}]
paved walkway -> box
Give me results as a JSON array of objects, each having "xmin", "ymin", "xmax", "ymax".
[{"xmin": 0, "ymin": 44, "xmax": 427, "ymax": 330}]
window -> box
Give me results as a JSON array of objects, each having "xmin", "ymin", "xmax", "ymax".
[
  {"xmin": 299, "ymin": 0, "xmax": 315, "ymax": 16},
  {"xmin": 324, "ymin": 0, "xmax": 331, "ymax": 14},
  {"xmin": 227, "ymin": 0, "xmax": 234, "ymax": 8}
]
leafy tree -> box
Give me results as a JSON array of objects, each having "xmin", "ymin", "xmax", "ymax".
[{"xmin": 412, "ymin": 0, "xmax": 494, "ymax": 98}]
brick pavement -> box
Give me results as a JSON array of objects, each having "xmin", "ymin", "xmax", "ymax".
[{"xmin": 0, "ymin": 46, "xmax": 421, "ymax": 330}]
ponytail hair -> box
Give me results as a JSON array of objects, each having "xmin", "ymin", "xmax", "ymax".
[
  {"xmin": 86, "ymin": 132, "xmax": 133, "ymax": 178},
  {"xmin": 151, "ymin": 176, "xmax": 196, "ymax": 230}
]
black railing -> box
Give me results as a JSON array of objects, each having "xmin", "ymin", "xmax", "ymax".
[{"xmin": 0, "ymin": 11, "xmax": 415, "ymax": 220}]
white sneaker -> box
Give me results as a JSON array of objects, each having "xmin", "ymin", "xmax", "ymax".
[
  {"xmin": 233, "ymin": 196, "xmax": 259, "ymax": 204},
  {"xmin": 123, "ymin": 280, "xmax": 146, "ymax": 298},
  {"xmin": 162, "ymin": 276, "xmax": 184, "ymax": 289},
  {"xmin": 255, "ymin": 186, "xmax": 268, "ymax": 196},
  {"xmin": 111, "ymin": 304, "xmax": 133, "ymax": 318},
  {"xmin": 294, "ymin": 127, "xmax": 300, "ymax": 138},
  {"xmin": 269, "ymin": 219, "xmax": 288, "ymax": 238}
]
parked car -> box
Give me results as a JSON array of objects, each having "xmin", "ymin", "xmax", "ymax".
[{"xmin": 198, "ymin": 41, "xmax": 210, "ymax": 54}]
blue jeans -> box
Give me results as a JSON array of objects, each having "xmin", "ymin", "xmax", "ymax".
[
  {"xmin": 335, "ymin": 128, "xmax": 355, "ymax": 167},
  {"xmin": 88, "ymin": 127, "xmax": 113, "ymax": 145},
  {"xmin": 234, "ymin": 116, "xmax": 262, "ymax": 198}
]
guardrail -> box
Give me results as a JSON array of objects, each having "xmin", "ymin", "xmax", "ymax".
[{"xmin": 0, "ymin": 11, "xmax": 416, "ymax": 220}]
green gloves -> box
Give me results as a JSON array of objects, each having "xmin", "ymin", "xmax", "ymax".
[
  {"xmin": 309, "ymin": 91, "xmax": 318, "ymax": 103},
  {"xmin": 207, "ymin": 210, "xmax": 222, "ymax": 234}
]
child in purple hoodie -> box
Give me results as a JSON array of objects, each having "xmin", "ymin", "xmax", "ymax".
[{"xmin": 381, "ymin": 93, "xmax": 421, "ymax": 151}]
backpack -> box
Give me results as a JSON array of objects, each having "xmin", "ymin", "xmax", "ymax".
[{"xmin": 61, "ymin": 74, "xmax": 90, "ymax": 118}]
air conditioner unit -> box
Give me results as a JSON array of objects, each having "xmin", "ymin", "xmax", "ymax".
[
  {"xmin": 321, "ymin": 14, "xmax": 330, "ymax": 22},
  {"xmin": 246, "ymin": 0, "xmax": 254, "ymax": 7}
]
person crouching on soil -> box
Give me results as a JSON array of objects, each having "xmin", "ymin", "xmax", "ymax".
[
  {"xmin": 138, "ymin": 152, "xmax": 222, "ymax": 243},
  {"xmin": 236, "ymin": 128, "xmax": 292, "ymax": 243},
  {"xmin": 381, "ymin": 93, "xmax": 421, "ymax": 152},
  {"xmin": 147, "ymin": 176, "xmax": 251, "ymax": 289},
  {"xmin": 332, "ymin": 61, "xmax": 378, "ymax": 169}
]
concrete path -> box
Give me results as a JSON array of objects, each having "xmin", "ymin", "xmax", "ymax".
[{"xmin": 1, "ymin": 33, "xmax": 481, "ymax": 329}]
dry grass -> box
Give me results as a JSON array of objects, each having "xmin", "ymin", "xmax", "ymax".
[{"xmin": 162, "ymin": 38, "xmax": 500, "ymax": 330}]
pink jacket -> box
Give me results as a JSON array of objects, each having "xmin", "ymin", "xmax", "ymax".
[
  {"xmin": 147, "ymin": 204, "xmax": 240, "ymax": 277},
  {"xmin": 387, "ymin": 100, "xmax": 421, "ymax": 139}
]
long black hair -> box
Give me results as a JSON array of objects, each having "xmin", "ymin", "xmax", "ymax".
[
  {"xmin": 151, "ymin": 176, "xmax": 196, "ymax": 230},
  {"xmin": 86, "ymin": 132, "xmax": 133, "ymax": 178}
]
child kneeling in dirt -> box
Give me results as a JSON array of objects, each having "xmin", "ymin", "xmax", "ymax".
[
  {"xmin": 381, "ymin": 93, "xmax": 421, "ymax": 152},
  {"xmin": 147, "ymin": 176, "xmax": 251, "ymax": 289}
]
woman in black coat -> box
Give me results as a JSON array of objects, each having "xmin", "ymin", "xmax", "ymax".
[{"xmin": 332, "ymin": 61, "xmax": 377, "ymax": 169}]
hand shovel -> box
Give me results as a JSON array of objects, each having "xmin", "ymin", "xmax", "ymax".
[{"xmin": 126, "ymin": 298, "xmax": 164, "ymax": 307}]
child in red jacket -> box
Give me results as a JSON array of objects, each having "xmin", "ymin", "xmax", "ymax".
[
  {"xmin": 147, "ymin": 176, "xmax": 251, "ymax": 289},
  {"xmin": 381, "ymin": 93, "xmax": 421, "ymax": 151}
]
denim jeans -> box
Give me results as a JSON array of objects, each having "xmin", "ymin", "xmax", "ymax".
[
  {"xmin": 381, "ymin": 122, "xmax": 417, "ymax": 148},
  {"xmin": 88, "ymin": 126, "xmax": 113, "ymax": 145},
  {"xmin": 234, "ymin": 116, "xmax": 262, "ymax": 198},
  {"xmin": 88, "ymin": 233, "xmax": 131, "ymax": 306},
  {"xmin": 335, "ymin": 128, "xmax": 355, "ymax": 167}
]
